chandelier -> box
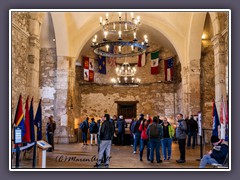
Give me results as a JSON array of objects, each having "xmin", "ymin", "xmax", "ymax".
[
  {"xmin": 111, "ymin": 61, "xmax": 141, "ymax": 86},
  {"xmin": 91, "ymin": 12, "xmax": 149, "ymax": 58}
]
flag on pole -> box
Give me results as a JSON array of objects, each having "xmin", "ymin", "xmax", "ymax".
[
  {"xmin": 83, "ymin": 57, "xmax": 94, "ymax": 82},
  {"xmin": 212, "ymin": 99, "xmax": 220, "ymax": 137},
  {"xmin": 22, "ymin": 96, "xmax": 31, "ymax": 142},
  {"xmin": 34, "ymin": 99, "xmax": 42, "ymax": 140},
  {"xmin": 220, "ymin": 97, "xmax": 228, "ymax": 140},
  {"xmin": 29, "ymin": 97, "xmax": 35, "ymax": 142},
  {"xmin": 150, "ymin": 51, "xmax": 159, "ymax": 74},
  {"xmin": 138, "ymin": 53, "xmax": 146, "ymax": 67},
  {"xmin": 98, "ymin": 55, "xmax": 107, "ymax": 74},
  {"xmin": 164, "ymin": 57, "xmax": 174, "ymax": 81},
  {"xmin": 14, "ymin": 94, "xmax": 26, "ymax": 138}
]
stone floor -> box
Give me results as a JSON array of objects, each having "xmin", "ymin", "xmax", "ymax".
[{"xmin": 11, "ymin": 141, "xmax": 215, "ymax": 170}]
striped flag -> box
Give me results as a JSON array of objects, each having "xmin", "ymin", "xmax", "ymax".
[
  {"xmin": 151, "ymin": 51, "xmax": 159, "ymax": 74},
  {"xmin": 220, "ymin": 97, "xmax": 228, "ymax": 140},
  {"xmin": 212, "ymin": 99, "xmax": 220, "ymax": 137},
  {"xmin": 22, "ymin": 96, "xmax": 31, "ymax": 142},
  {"xmin": 14, "ymin": 94, "xmax": 26, "ymax": 138},
  {"xmin": 138, "ymin": 53, "xmax": 146, "ymax": 67},
  {"xmin": 164, "ymin": 58, "xmax": 174, "ymax": 81}
]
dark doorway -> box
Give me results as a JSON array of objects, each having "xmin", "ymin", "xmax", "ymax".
[{"xmin": 116, "ymin": 101, "xmax": 138, "ymax": 119}]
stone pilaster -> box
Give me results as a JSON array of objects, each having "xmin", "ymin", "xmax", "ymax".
[
  {"xmin": 54, "ymin": 56, "xmax": 77, "ymax": 143},
  {"xmin": 211, "ymin": 34, "xmax": 227, "ymax": 112}
]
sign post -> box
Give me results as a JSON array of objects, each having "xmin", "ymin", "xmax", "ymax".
[
  {"xmin": 37, "ymin": 140, "xmax": 52, "ymax": 168},
  {"xmin": 14, "ymin": 127, "xmax": 22, "ymax": 168},
  {"xmin": 197, "ymin": 112, "xmax": 203, "ymax": 161}
]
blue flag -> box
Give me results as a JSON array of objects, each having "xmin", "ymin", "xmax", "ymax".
[
  {"xmin": 212, "ymin": 100, "xmax": 220, "ymax": 137},
  {"xmin": 34, "ymin": 99, "xmax": 42, "ymax": 140},
  {"xmin": 98, "ymin": 55, "xmax": 106, "ymax": 74},
  {"xmin": 30, "ymin": 97, "xmax": 35, "ymax": 142}
]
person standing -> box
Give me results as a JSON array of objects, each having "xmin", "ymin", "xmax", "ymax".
[
  {"xmin": 187, "ymin": 115, "xmax": 198, "ymax": 149},
  {"xmin": 80, "ymin": 117, "xmax": 89, "ymax": 146},
  {"xmin": 176, "ymin": 113, "xmax": 187, "ymax": 163},
  {"xmin": 94, "ymin": 114, "xmax": 114, "ymax": 168},
  {"xmin": 89, "ymin": 118, "xmax": 98, "ymax": 145},
  {"xmin": 161, "ymin": 117, "xmax": 174, "ymax": 160},
  {"xmin": 139, "ymin": 119, "xmax": 150, "ymax": 161},
  {"xmin": 46, "ymin": 115, "xmax": 56, "ymax": 152},
  {"xmin": 132, "ymin": 114, "xmax": 144, "ymax": 154},
  {"xmin": 116, "ymin": 115, "xmax": 127, "ymax": 145},
  {"xmin": 147, "ymin": 116, "xmax": 163, "ymax": 163}
]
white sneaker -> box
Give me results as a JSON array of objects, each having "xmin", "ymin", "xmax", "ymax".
[{"xmin": 133, "ymin": 151, "xmax": 136, "ymax": 154}]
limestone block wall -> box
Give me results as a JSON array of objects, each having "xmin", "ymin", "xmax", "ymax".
[
  {"xmin": 11, "ymin": 12, "xmax": 30, "ymax": 120},
  {"xmin": 200, "ymin": 47, "xmax": 215, "ymax": 129},
  {"xmin": 76, "ymin": 83, "xmax": 177, "ymax": 123}
]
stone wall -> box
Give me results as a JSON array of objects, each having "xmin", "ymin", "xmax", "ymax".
[
  {"xmin": 11, "ymin": 12, "xmax": 30, "ymax": 120},
  {"xmin": 76, "ymin": 82, "xmax": 177, "ymax": 123},
  {"xmin": 39, "ymin": 48, "xmax": 57, "ymax": 139},
  {"xmin": 200, "ymin": 46, "xmax": 215, "ymax": 140}
]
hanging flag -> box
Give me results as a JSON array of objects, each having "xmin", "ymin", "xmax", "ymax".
[
  {"xmin": 29, "ymin": 97, "xmax": 35, "ymax": 142},
  {"xmin": 83, "ymin": 57, "xmax": 94, "ymax": 82},
  {"xmin": 98, "ymin": 55, "xmax": 107, "ymax": 74},
  {"xmin": 138, "ymin": 53, "xmax": 146, "ymax": 67},
  {"xmin": 107, "ymin": 45, "xmax": 117, "ymax": 67},
  {"xmin": 220, "ymin": 97, "xmax": 228, "ymax": 140},
  {"xmin": 164, "ymin": 57, "xmax": 174, "ymax": 81},
  {"xmin": 34, "ymin": 99, "xmax": 42, "ymax": 140},
  {"xmin": 212, "ymin": 99, "xmax": 220, "ymax": 137},
  {"xmin": 22, "ymin": 96, "xmax": 30, "ymax": 143},
  {"xmin": 14, "ymin": 94, "xmax": 26, "ymax": 138},
  {"xmin": 150, "ymin": 51, "xmax": 159, "ymax": 74}
]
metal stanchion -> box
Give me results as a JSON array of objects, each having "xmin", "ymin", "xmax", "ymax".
[
  {"xmin": 15, "ymin": 145, "xmax": 20, "ymax": 168},
  {"xmin": 32, "ymin": 141, "xmax": 36, "ymax": 168}
]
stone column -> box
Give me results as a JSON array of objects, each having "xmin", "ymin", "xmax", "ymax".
[
  {"xmin": 27, "ymin": 12, "xmax": 44, "ymax": 102},
  {"xmin": 189, "ymin": 59, "xmax": 201, "ymax": 115},
  {"xmin": 54, "ymin": 56, "xmax": 76, "ymax": 143},
  {"xmin": 212, "ymin": 34, "xmax": 227, "ymax": 112},
  {"xmin": 181, "ymin": 66, "xmax": 190, "ymax": 117}
]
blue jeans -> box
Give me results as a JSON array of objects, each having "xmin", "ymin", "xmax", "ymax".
[
  {"xmin": 133, "ymin": 133, "xmax": 141, "ymax": 151},
  {"xmin": 140, "ymin": 139, "xmax": 150, "ymax": 160},
  {"xmin": 161, "ymin": 138, "xmax": 172, "ymax": 159},
  {"xmin": 199, "ymin": 154, "xmax": 218, "ymax": 168},
  {"xmin": 149, "ymin": 138, "xmax": 161, "ymax": 162},
  {"xmin": 82, "ymin": 132, "xmax": 87, "ymax": 143},
  {"xmin": 187, "ymin": 131, "xmax": 197, "ymax": 148}
]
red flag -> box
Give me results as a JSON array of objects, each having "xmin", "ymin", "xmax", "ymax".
[
  {"xmin": 164, "ymin": 58, "xmax": 174, "ymax": 81},
  {"xmin": 14, "ymin": 94, "xmax": 25, "ymax": 137},
  {"xmin": 23, "ymin": 96, "xmax": 31, "ymax": 142},
  {"xmin": 138, "ymin": 53, "xmax": 146, "ymax": 67},
  {"xmin": 220, "ymin": 97, "xmax": 228, "ymax": 140},
  {"xmin": 83, "ymin": 57, "xmax": 94, "ymax": 82}
]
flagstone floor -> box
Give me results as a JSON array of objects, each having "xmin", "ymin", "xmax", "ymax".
[{"xmin": 11, "ymin": 140, "xmax": 218, "ymax": 170}]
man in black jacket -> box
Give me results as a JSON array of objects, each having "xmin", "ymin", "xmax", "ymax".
[
  {"xmin": 187, "ymin": 115, "xmax": 198, "ymax": 149},
  {"xmin": 94, "ymin": 114, "xmax": 114, "ymax": 168}
]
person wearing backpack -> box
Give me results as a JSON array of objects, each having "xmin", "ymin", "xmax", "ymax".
[
  {"xmin": 90, "ymin": 118, "xmax": 98, "ymax": 145},
  {"xmin": 176, "ymin": 113, "xmax": 187, "ymax": 163},
  {"xmin": 116, "ymin": 115, "xmax": 127, "ymax": 146},
  {"xmin": 161, "ymin": 117, "xmax": 174, "ymax": 160},
  {"xmin": 147, "ymin": 116, "xmax": 163, "ymax": 163},
  {"xmin": 80, "ymin": 117, "xmax": 89, "ymax": 146}
]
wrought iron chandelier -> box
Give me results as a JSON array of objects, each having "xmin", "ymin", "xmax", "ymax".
[
  {"xmin": 111, "ymin": 60, "xmax": 141, "ymax": 86},
  {"xmin": 91, "ymin": 12, "xmax": 149, "ymax": 58}
]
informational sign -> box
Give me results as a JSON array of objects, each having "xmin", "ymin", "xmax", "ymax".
[
  {"xmin": 37, "ymin": 140, "xmax": 52, "ymax": 150},
  {"xmin": 198, "ymin": 112, "xmax": 202, "ymax": 136},
  {"xmin": 14, "ymin": 127, "xmax": 22, "ymax": 144}
]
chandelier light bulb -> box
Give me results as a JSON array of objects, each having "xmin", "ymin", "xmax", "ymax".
[
  {"xmin": 94, "ymin": 35, "xmax": 97, "ymax": 39},
  {"xmin": 118, "ymin": 31, "xmax": 122, "ymax": 38},
  {"xmin": 106, "ymin": 13, "xmax": 109, "ymax": 20},
  {"xmin": 131, "ymin": 45, "xmax": 134, "ymax": 51},
  {"xmin": 134, "ymin": 19, "xmax": 138, "ymax": 25},
  {"xmin": 104, "ymin": 31, "xmax": 108, "ymax": 38},
  {"xmin": 125, "ymin": 23, "xmax": 128, "ymax": 30},
  {"xmin": 137, "ymin": 16, "xmax": 140, "ymax": 23},
  {"xmin": 131, "ymin": 12, "xmax": 134, "ymax": 19},
  {"xmin": 144, "ymin": 35, "xmax": 147, "ymax": 40},
  {"xmin": 100, "ymin": 17, "xmax": 103, "ymax": 24},
  {"xmin": 119, "ymin": 12, "xmax": 122, "ymax": 18},
  {"xmin": 133, "ymin": 32, "xmax": 136, "ymax": 39},
  {"xmin": 113, "ymin": 23, "xmax": 116, "ymax": 30},
  {"xmin": 106, "ymin": 44, "xmax": 109, "ymax": 52}
]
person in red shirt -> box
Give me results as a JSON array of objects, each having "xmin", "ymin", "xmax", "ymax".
[{"xmin": 139, "ymin": 119, "xmax": 150, "ymax": 161}]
